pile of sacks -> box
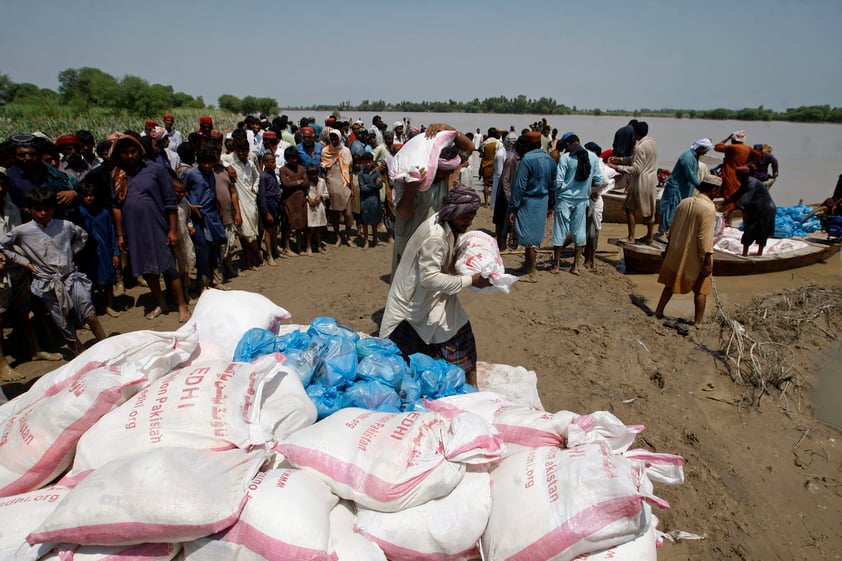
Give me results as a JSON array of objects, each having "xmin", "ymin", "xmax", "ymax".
[{"xmin": 0, "ymin": 290, "xmax": 685, "ymax": 561}]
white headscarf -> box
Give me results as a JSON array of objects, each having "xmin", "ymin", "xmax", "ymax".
[{"xmin": 691, "ymin": 138, "xmax": 713, "ymax": 152}]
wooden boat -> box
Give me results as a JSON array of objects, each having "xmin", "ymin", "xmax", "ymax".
[
  {"xmin": 609, "ymin": 237, "xmax": 841, "ymax": 276},
  {"xmin": 602, "ymin": 189, "xmax": 663, "ymax": 223}
]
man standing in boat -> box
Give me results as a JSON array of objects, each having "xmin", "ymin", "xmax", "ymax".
[{"xmin": 654, "ymin": 179, "xmax": 719, "ymax": 327}]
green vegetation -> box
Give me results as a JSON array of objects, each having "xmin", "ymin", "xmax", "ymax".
[{"xmin": 1, "ymin": 67, "xmax": 840, "ymax": 142}]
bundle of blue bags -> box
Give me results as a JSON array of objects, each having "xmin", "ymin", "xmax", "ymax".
[
  {"xmin": 233, "ymin": 317, "xmax": 476, "ymax": 419},
  {"xmin": 737, "ymin": 204, "xmax": 822, "ymax": 238}
]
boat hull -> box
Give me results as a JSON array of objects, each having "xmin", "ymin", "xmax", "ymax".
[{"xmin": 611, "ymin": 238, "xmax": 840, "ymax": 276}]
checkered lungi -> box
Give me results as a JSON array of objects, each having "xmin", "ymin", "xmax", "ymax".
[{"xmin": 388, "ymin": 320, "xmax": 477, "ymax": 374}]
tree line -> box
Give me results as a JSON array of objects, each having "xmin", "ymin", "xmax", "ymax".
[{"xmin": 1, "ymin": 68, "xmax": 840, "ymax": 124}]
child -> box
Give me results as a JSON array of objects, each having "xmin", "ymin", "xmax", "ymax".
[
  {"xmin": 74, "ymin": 183, "xmax": 121, "ymax": 317},
  {"xmin": 172, "ymin": 178, "xmax": 196, "ymax": 303},
  {"xmin": 350, "ymin": 154, "xmax": 362, "ymax": 244},
  {"xmin": 357, "ymin": 153, "xmax": 383, "ymax": 248},
  {"xmin": 0, "ymin": 170, "xmax": 62, "ymax": 380},
  {"xmin": 305, "ymin": 164, "xmax": 329, "ymax": 255},
  {"xmin": 0, "ymin": 188, "xmax": 106, "ymax": 355},
  {"xmin": 258, "ymin": 153, "xmax": 283, "ymax": 265}
]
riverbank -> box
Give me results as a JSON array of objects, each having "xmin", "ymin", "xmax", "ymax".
[{"xmin": 2, "ymin": 207, "xmax": 840, "ymax": 560}]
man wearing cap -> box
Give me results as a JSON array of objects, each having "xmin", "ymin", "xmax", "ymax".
[
  {"xmin": 296, "ymin": 126, "xmax": 323, "ymax": 173},
  {"xmin": 656, "ymin": 138, "xmax": 714, "ymax": 241},
  {"xmin": 56, "ymin": 134, "xmax": 92, "ymax": 181},
  {"xmin": 149, "ymin": 127, "xmax": 181, "ymax": 172},
  {"xmin": 162, "ymin": 114, "xmax": 182, "ymax": 152},
  {"xmin": 654, "ymin": 178, "xmax": 720, "ymax": 327},
  {"xmin": 714, "ymin": 131, "xmax": 761, "ymax": 225},
  {"xmin": 6, "ymin": 135, "xmax": 79, "ymax": 218},
  {"xmin": 380, "ymin": 185, "xmax": 490, "ymax": 386},
  {"xmin": 393, "ymin": 121, "xmax": 407, "ymax": 145},
  {"xmin": 551, "ymin": 133, "xmax": 605, "ymax": 276},
  {"xmin": 508, "ymin": 131, "xmax": 556, "ymax": 282},
  {"xmin": 142, "ymin": 119, "xmax": 158, "ymax": 137},
  {"xmin": 197, "ymin": 116, "xmax": 215, "ymax": 147},
  {"xmin": 262, "ymin": 131, "xmax": 292, "ymax": 177}
]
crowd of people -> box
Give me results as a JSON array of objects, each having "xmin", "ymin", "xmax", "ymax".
[{"xmin": 0, "ymin": 112, "xmax": 789, "ymax": 381}]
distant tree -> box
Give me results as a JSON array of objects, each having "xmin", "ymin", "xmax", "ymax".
[
  {"xmin": 218, "ymin": 94, "xmax": 242, "ymax": 113},
  {"xmin": 593, "ymin": 108, "xmax": 602, "ymax": 116},
  {"xmin": 0, "ymin": 72, "xmax": 13, "ymax": 104},
  {"xmin": 58, "ymin": 67, "xmax": 120, "ymax": 107},
  {"xmin": 675, "ymin": 110, "xmax": 684, "ymax": 119},
  {"xmin": 688, "ymin": 109, "xmax": 697, "ymax": 119}
]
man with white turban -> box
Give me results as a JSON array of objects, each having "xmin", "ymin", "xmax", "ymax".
[
  {"xmin": 380, "ymin": 185, "xmax": 490, "ymax": 386},
  {"xmin": 656, "ymin": 138, "xmax": 713, "ymax": 240}
]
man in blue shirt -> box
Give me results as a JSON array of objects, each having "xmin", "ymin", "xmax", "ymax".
[
  {"xmin": 551, "ymin": 134, "xmax": 604, "ymax": 276},
  {"xmin": 657, "ymin": 138, "xmax": 712, "ymax": 241}
]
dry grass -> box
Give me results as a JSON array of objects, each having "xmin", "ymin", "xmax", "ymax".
[{"xmin": 712, "ymin": 282, "xmax": 842, "ymax": 407}]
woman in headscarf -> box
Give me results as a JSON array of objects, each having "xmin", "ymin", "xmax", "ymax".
[
  {"xmin": 110, "ymin": 134, "xmax": 189, "ymax": 322},
  {"xmin": 320, "ymin": 128, "xmax": 354, "ymax": 246}
]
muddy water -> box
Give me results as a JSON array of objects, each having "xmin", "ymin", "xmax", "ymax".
[{"xmin": 597, "ymin": 224, "xmax": 841, "ymax": 427}]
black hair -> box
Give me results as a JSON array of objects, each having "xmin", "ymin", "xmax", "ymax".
[
  {"xmin": 25, "ymin": 188, "xmax": 57, "ymax": 208},
  {"xmin": 284, "ymin": 146, "xmax": 298, "ymax": 161},
  {"xmin": 360, "ymin": 152, "xmax": 374, "ymax": 162},
  {"xmin": 632, "ymin": 121, "xmax": 648, "ymax": 137},
  {"xmin": 232, "ymin": 138, "xmax": 250, "ymax": 152},
  {"xmin": 78, "ymin": 183, "xmax": 97, "ymax": 197},
  {"xmin": 196, "ymin": 145, "xmax": 217, "ymax": 164},
  {"xmin": 75, "ymin": 130, "xmax": 95, "ymax": 147},
  {"xmin": 187, "ymin": 132, "xmax": 203, "ymax": 145},
  {"xmin": 261, "ymin": 152, "xmax": 276, "ymax": 164},
  {"xmin": 177, "ymin": 142, "xmax": 196, "ymax": 166},
  {"xmin": 439, "ymin": 145, "xmax": 460, "ymax": 160},
  {"xmin": 95, "ymin": 140, "xmax": 111, "ymax": 158},
  {"xmin": 306, "ymin": 164, "xmax": 319, "ymax": 174}
]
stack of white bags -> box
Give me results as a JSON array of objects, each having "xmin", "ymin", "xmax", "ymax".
[{"xmin": 0, "ymin": 290, "xmax": 685, "ymax": 561}]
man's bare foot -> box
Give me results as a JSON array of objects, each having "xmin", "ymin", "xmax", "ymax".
[
  {"xmin": 520, "ymin": 273, "xmax": 538, "ymax": 283},
  {"xmin": 0, "ymin": 363, "xmax": 24, "ymax": 383},
  {"xmin": 622, "ymin": 237, "xmax": 635, "ymax": 244},
  {"xmin": 178, "ymin": 307, "xmax": 191, "ymax": 323},
  {"xmin": 32, "ymin": 351, "xmax": 63, "ymax": 361},
  {"xmin": 145, "ymin": 306, "xmax": 164, "ymax": 320},
  {"xmin": 105, "ymin": 307, "xmax": 120, "ymax": 318},
  {"xmin": 570, "ymin": 268, "xmax": 581, "ymax": 276},
  {"xmin": 266, "ymin": 257, "xmax": 277, "ymax": 267}
]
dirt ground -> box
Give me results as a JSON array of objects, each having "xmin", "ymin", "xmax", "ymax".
[{"xmin": 2, "ymin": 205, "xmax": 841, "ymax": 561}]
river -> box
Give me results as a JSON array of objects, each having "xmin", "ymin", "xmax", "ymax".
[{"xmin": 286, "ymin": 110, "xmax": 842, "ymax": 206}]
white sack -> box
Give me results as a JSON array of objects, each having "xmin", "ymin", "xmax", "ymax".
[
  {"xmin": 182, "ymin": 469, "xmax": 336, "ymax": 561},
  {"xmin": 354, "ymin": 471, "xmax": 491, "ymax": 561},
  {"xmin": 481, "ymin": 443, "xmax": 660, "ymax": 561},
  {"xmin": 179, "ymin": 289, "xmax": 291, "ymax": 363},
  {"xmin": 328, "ymin": 501, "xmax": 386, "ymax": 561},
  {"xmin": 28, "ymin": 447, "xmax": 265, "ymax": 547},
  {"xmin": 475, "ymin": 362, "xmax": 543, "ymax": 410},
  {"xmin": 0, "ymin": 366, "xmax": 145, "ymax": 497},
  {"xmin": 71, "ymin": 355, "xmax": 314, "ymax": 473},
  {"xmin": 0, "ymin": 485, "xmax": 71, "ymax": 561},
  {"xmin": 277, "ymin": 408, "xmax": 502, "ymax": 512},
  {"xmin": 0, "ymin": 327, "xmax": 198, "ymax": 424},
  {"xmin": 454, "ymin": 231, "xmax": 518, "ymax": 294},
  {"xmin": 387, "ymin": 130, "xmax": 458, "ymax": 192}
]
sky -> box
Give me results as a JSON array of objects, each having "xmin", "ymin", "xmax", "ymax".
[{"xmin": 1, "ymin": 0, "xmax": 840, "ymax": 112}]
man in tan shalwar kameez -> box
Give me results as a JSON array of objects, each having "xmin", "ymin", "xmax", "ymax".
[
  {"xmin": 608, "ymin": 121, "xmax": 658, "ymax": 244},
  {"xmin": 654, "ymin": 180, "xmax": 719, "ymax": 326}
]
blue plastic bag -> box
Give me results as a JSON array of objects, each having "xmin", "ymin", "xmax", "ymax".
[
  {"xmin": 312, "ymin": 334, "xmax": 357, "ymax": 388},
  {"xmin": 409, "ymin": 353, "xmax": 467, "ymax": 397},
  {"xmin": 356, "ymin": 336, "xmax": 401, "ymax": 359},
  {"xmin": 306, "ymin": 383, "xmax": 349, "ymax": 419},
  {"xmin": 345, "ymin": 379, "xmax": 402, "ymax": 412},
  {"xmin": 356, "ymin": 353, "xmax": 407, "ymax": 388},
  {"xmin": 233, "ymin": 328, "xmax": 281, "ymax": 362},
  {"xmin": 309, "ymin": 317, "xmax": 360, "ymax": 342},
  {"xmin": 398, "ymin": 372, "xmax": 421, "ymax": 406}
]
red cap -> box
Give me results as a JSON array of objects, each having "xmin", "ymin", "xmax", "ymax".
[
  {"xmin": 144, "ymin": 119, "xmax": 158, "ymax": 127},
  {"xmin": 199, "ymin": 116, "xmax": 213, "ymax": 126},
  {"xmin": 55, "ymin": 134, "xmax": 81, "ymax": 148}
]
